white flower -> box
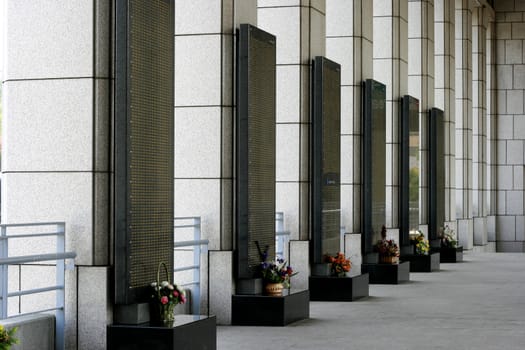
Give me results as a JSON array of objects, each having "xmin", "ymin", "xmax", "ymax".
[{"xmin": 161, "ymin": 281, "xmax": 170, "ymax": 288}]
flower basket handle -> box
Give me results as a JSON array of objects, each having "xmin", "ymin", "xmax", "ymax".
[{"xmin": 157, "ymin": 262, "xmax": 171, "ymax": 287}]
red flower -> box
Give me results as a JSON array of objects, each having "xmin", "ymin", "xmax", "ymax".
[{"xmin": 160, "ymin": 296, "xmax": 169, "ymax": 305}]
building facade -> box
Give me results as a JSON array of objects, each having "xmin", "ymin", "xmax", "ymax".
[{"xmin": 1, "ymin": 0, "xmax": 524, "ymax": 349}]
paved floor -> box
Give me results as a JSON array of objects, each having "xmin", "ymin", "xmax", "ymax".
[{"xmin": 217, "ymin": 252, "xmax": 525, "ymax": 350}]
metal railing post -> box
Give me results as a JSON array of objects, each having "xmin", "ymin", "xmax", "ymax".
[
  {"xmin": 192, "ymin": 217, "xmax": 201, "ymax": 315},
  {"xmin": 340, "ymin": 226, "xmax": 346, "ymax": 254},
  {"xmin": 173, "ymin": 217, "xmax": 208, "ymax": 316},
  {"xmin": 55, "ymin": 223, "xmax": 66, "ymax": 350},
  {"xmin": 275, "ymin": 212, "xmax": 290, "ymax": 261},
  {"xmin": 0, "ymin": 225, "xmax": 8, "ymax": 319}
]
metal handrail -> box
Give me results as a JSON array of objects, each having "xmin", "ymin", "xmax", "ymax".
[
  {"xmin": 173, "ymin": 217, "xmax": 208, "ymax": 315},
  {"xmin": 0, "ymin": 222, "xmax": 76, "ymax": 350}
]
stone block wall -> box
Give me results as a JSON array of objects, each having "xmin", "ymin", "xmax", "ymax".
[{"xmin": 494, "ymin": 0, "xmax": 525, "ymax": 252}]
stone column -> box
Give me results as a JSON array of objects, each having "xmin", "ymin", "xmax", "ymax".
[
  {"xmin": 257, "ymin": 0, "xmax": 325, "ymax": 242},
  {"xmin": 408, "ymin": 0, "xmax": 435, "ymax": 233},
  {"xmin": 435, "ymin": 0, "xmax": 457, "ymax": 231},
  {"xmin": 455, "ymin": 0, "xmax": 474, "ymax": 249},
  {"xmin": 257, "ymin": 0, "xmax": 325, "ymax": 289},
  {"xmin": 174, "ymin": 0, "xmax": 257, "ymax": 324},
  {"xmin": 486, "ymin": 18, "xmax": 497, "ymax": 243},
  {"xmin": 472, "ymin": 5, "xmax": 488, "ymax": 247},
  {"xmin": 326, "ymin": 0, "xmax": 373, "ymax": 272},
  {"xmin": 2, "ymin": 1, "xmax": 111, "ymax": 348},
  {"xmin": 373, "ymin": 0, "xmax": 409, "ymax": 229}
]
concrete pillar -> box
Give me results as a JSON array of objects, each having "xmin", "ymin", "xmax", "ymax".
[
  {"xmin": 257, "ymin": 0, "xmax": 325, "ymax": 243},
  {"xmin": 472, "ymin": 5, "xmax": 488, "ymax": 246},
  {"xmin": 257, "ymin": 0, "xmax": 325, "ymax": 292},
  {"xmin": 408, "ymin": 0, "xmax": 435, "ymax": 232},
  {"xmin": 2, "ymin": 1, "xmax": 112, "ymax": 348},
  {"xmin": 326, "ymin": 0, "xmax": 373, "ymax": 237},
  {"xmin": 435, "ymin": 0, "xmax": 457, "ymax": 231},
  {"xmin": 455, "ymin": 0, "xmax": 474, "ymax": 249},
  {"xmin": 486, "ymin": 19, "xmax": 497, "ymax": 242},
  {"xmin": 373, "ymin": 0, "xmax": 409, "ymax": 228},
  {"xmin": 174, "ymin": 0, "xmax": 257, "ymax": 324}
]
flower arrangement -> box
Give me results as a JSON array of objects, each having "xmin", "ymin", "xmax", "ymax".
[
  {"xmin": 410, "ymin": 231, "xmax": 430, "ymax": 255},
  {"xmin": 374, "ymin": 239, "xmax": 400, "ymax": 257},
  {"xmin": 324, "ymin": 252, "xmax": 351, "ymax": 277},
  {"xmin": 374, "ymin": 225, "xmax": 400, "ymax": 257},
  {"xmin": 259, "ymin": 259, "xmax": 296, "ymax": 288},
  {"xmin": 374, "ymin": 226, "xmax": 400, "ymax": 264},
  {"xmin": 0, "ymin": 324, "xmax": 18, "ymax": 350},
  {"xmin": 256, "ymin": 241, "xmax": 297, "ymax": 288},
  {"xmin": 439, "ymin": 225, "xmax": 458, "ymax": 248},
  {"xmin": 150, "ymin": 262, "xmax": 186, "ymax": 324}
]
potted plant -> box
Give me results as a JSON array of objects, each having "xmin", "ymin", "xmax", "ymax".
[
  {"xmin": 256, "ymin": 242, "xmax": 297, "ymax": 296},
  {"xmin": 323, "ymin": 252, "xmax": 351, "ymax": 277},
  {"xmin": 150, "ymin": 262, "xmax": 186, "ymax": 325},
  {"xmin": 0, "ymin": 324, "xmax": 18, "ymax": 350},
  {"xmin": 374, "ymin": 225, "xmax": 400, "ymax": 264},
  {"xmin": 410, "ymin": 231, "xmax": 430, "ymax": 255}
]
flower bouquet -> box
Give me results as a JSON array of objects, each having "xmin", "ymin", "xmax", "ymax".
[
  {"xmin": 410, "ymin": 231, "xmax": 430, "ymax": 255},
  {"xmin": 0, "ymin": 324, "xmax": 18, "ymax": 350},
  {"xmin": 324, "ymin": 252, "xmax": 351, "ymax": 277},
  {"xmin": 150, "ymin": 262, "xmax": 186, "ymax": 325},
  {"xmin": 374, "ymin": 226, "xmax": 400, "ymax": 264},
  {"xmin": 256, "ymin": 241, "xmax": 297, "ymax": 296},
  {"xmin": 439, "ymin": 225, "xmax": 458, "ymax": 248}
]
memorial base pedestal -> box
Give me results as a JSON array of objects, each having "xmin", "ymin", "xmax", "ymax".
[
  {"xmin": 361, "ymin": 261, "xmax": 410, "ymax": 284},
  {"xmin": 232, "ymin": 289, "xmax": 309, "ymax": 326},
  {"xmin": 107, "ymin": 315, "xmax": 216, "ymax": 350},
  {"xmin": 309, "ymin": 274, "xmax": 369, "ymax": 301},
  {"xmin": 402, "ymin": 252, "xmax": 440, "ymax": 272},
  {"xmin": 439, "ymin": 246, "xmax": 463, "ymax": 263}
]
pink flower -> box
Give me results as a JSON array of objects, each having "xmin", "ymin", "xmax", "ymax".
[
  {"xmin": 173, "ymin": 290, "xmax": 179, "ymax": 297},
  {"xmin": 160, "ymin": 296, "xmax": 169, "ymax": 305}
]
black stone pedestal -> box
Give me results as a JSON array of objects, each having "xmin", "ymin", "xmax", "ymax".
[
  {"xmin": 361, "ymin": 261, "xmax": 410, "ymax": 284},
  {"xmin": 232, "ymin": 289, "xmax": 309, "ymax": 326},
  {"xmin": 402, "ymin": 252, "xmax": 440, "ymax": 272},
  {"xmin": 107, "ymin": 315, "xmax": 216, "ymax": 350},
  {"xmin": 440, "ymin": 246, "xmax": 463, "ymax": 263},
  {"xmin": 309, "ymin": 274, "xmax": 369, "ymax": 301}
]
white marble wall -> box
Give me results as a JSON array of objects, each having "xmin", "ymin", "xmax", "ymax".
[
  {"xmin": 326, "ymin": 0, "xmax": 373, "ymax": 236},
  {"xmin": 373, "ymin": 0, "xmax": 409, "ymax": 228},
  {"xmin": 493, "ymin": 0, "xmax": 525, "ymax": 252},
  {"xmin": 408, "ymin": 0, "xmax": 435, "ymax": 227}
]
